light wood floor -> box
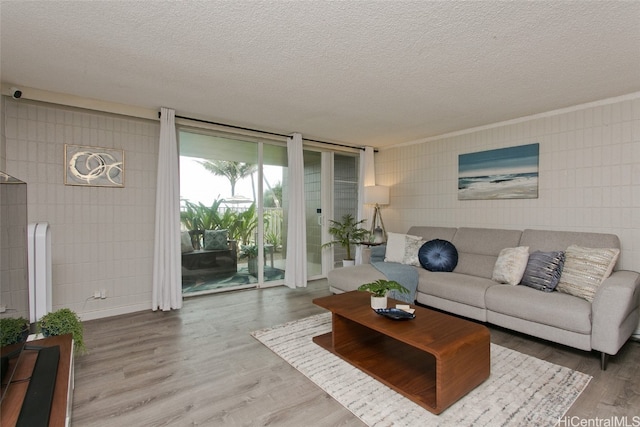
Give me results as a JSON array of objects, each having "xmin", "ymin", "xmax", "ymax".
[{"xmin": 72, "ymin": 279, "xmax": 640, "ymax": 426}]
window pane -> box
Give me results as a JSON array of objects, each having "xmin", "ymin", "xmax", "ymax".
[
  {"xmin": 263, "ymin": 143, "xmax": 287, "ymax": 284},
  {"xmin": 179, "ymin": 131, "xmax": 260, "ymax": 295}
]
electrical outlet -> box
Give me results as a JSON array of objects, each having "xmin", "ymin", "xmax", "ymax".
[
  {"xmin": 93, "ymin": 290, "xmax": 101, "ymax": 299},
  {"xmin": 100, "ymin": 289, "xmax": 107, "ymax": 299},
  {"xmin": 0, "ymin": 306, "xmax": 6, "ymax": 313}
]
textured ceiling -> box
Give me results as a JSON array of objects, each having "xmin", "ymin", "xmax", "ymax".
[{"xmin": 1, "ymin": 1, "xmax": 639, "ymax": 148}]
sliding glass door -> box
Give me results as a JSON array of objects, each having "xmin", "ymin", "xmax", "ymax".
[
  {"xmin": 178, "ymin": 130, "xmax": 287, "ymax": 295},
  {"xmin": 330, "ymin": 154, "xmax": 360, "ymax": 268},
  {"xmin": 178, "ymin": 129, "xmax": 359, "ymax": 294}
]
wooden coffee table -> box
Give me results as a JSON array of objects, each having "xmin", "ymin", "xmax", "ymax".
[{"xmin": 312, "ymin": 291, "xmax": 490, "ymax": 414}]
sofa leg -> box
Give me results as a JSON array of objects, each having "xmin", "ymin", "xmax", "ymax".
[{"xmin": 600, "ymin": 352, "xmax": 609, "ymax": 370}]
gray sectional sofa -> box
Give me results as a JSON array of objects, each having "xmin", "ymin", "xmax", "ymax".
[{"xmin": 327, "ymin": 226, "xmax": 640, "ymax": 369}]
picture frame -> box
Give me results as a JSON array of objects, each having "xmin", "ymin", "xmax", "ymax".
[
  {"xmin": 458, "ymin": 143, "xmax": 539, "ymax": 200},
  {"xmin": 64, "ymin": 144, "xmax": 124, "ymax": 187}
]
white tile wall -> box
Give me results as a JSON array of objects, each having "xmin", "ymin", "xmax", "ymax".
[
  {"xmin": 3, "ymin": 99, "xmax": 158, "ymax": 319},
  {"xmin": 376, "ymin": 96, "xmax": 640, "ymax": 335},
  {"xmin": 0, "ymin": 180, "xmax": 29, "ymax": 320}
]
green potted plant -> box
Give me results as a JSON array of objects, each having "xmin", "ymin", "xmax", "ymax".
[
  {"xmin": 0, "ymin": 317, "xmax": 30, "ymax": 347},
  {"xmin": 239, "ymin": 244, "xmax": 259, "ymax": 276},
  {"xmin": 38, "ymin": 308, "xmax": 86, "ymax": 354},
  {"xmin": 358, "ymin": 279, "xmax": 409, "ymax": 309},
  {"xmin": 322, "ymin": 213, "xmax": 370, "ymax": 266}
]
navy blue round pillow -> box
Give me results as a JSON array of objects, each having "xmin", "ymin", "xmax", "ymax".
[{"xmin": 418, "ymin": 239, "xmax": 458, "ymax": 272}]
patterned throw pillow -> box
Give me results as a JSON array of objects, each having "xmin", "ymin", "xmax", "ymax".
[
  {"xmin": 520, "ymin": 251, "xmax": 565, "ymax": 292},
  {"xmin": 402, "ymin": 237, "xmax": 425, "ymax": 266},
  {"xmin": 556, "ymin": 245, "xmax": 620, "ymax": 302},
  {"xmin": 384, "ymin": 232, "xmax": 421, "ymax": 263},
  {"xmin": 204, "ymin": 229, "xmax": 229, "ymax": 251},
  {"xmin": 418, "ymin": 239, "xmax": 459, "ymax": 272},
  {"xmin": 492, "ymin": 246, "xmax": 530, "ymax": 285}
]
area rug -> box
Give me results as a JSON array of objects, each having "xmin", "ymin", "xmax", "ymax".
[{"xmin": 251, "ymin": 313, "xmax": 592, "ymax": 427}]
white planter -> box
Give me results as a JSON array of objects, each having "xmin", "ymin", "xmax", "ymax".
[
  {"xmin": 342, "ymin": 259, "xmax": 355, "ymax": 267},
  {"xmin": 370, "ymin": 295, "xmax": 387, "ymax": 309}
]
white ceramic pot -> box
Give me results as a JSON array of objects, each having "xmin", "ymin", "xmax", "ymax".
[
  {"xmin": 342, "ymin": 259, "xmax": 355, "ymax": 267},
  {"xmin": 370, "ymin": 295, "xmax": 387, "ymax": 309}
]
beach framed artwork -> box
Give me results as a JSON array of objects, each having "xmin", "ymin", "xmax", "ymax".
[
  {"xmin": 64, "ymin": 144, "xmax": 124, "ymax": 187},
  {"xmin": 458, "ymin": 143, "xmax": 539, "ymax": 200}
]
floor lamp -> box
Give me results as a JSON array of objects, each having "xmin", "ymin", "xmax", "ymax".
[{"xmin": 364, "ymin": 185, "xmax": 389, "ymax": 243}]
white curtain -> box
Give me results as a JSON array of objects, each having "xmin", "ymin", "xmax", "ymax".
[
  {"xmin": 284, "ymin": 133, "xmax": 307, "ymax": 288},
  {"xmin": 152, "ymin": 107, "xmax": 182, "ymax": 311},
  {"xmin": 355, "ymin": 146, "xmax": 376, "ymax": 264}
]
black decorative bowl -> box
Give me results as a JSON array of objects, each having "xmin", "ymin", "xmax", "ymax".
[{"xmin": 374, "ymin": 308, "xmax": 416, "ymax": 320}]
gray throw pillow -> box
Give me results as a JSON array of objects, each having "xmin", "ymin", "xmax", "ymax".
[
  {"xmin": 369, "ymin": 244, "xmax": 386, "ymax": 263},
  {"xmin": 520, "ymin": 251, "xmax": 565, "ymax": 292},
  {"xmin": 181, "ymin": 231, "xmax": 194, "ymax": 253}
]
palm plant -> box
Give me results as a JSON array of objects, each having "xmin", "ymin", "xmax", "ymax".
[
  {"xmin": 232, "ymin": 203, "xmax": 258, "ymax": 245},
  {"xmin": 322, "ymin": 214, "xmax": 370, "ymax": 261},
  {"xmin": 180, "ymin": 199, "xmax": 204, "ymax": 231},
  {"xmin": 198, "ymin": 160, "xmax": 257, "ymax": 197}
]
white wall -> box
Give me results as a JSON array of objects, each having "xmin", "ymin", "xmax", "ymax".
[
  {"xmin": 3, "ymin": 98, "xmax": 158, "ymax": 320},
  {"xmin": 376, "ymin": 94, "xmax": 640, "ymax": 336}
]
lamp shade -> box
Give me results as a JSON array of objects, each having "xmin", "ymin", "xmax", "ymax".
[{"xmin": 364, "ymin": 185, "xmax": 389, "ymax": 205}]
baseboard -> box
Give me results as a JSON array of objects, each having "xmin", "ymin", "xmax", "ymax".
[{"xmin": 78, "ymin": 303, "xmax": 150, "ymax": 321}]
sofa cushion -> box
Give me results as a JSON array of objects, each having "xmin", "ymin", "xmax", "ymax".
[
  {"xmin": 418, "ymin": 270, "xmax": 494, "ymax": 309},
  {"xmin": 406, "ymin": 226, "xmax": 458, "ymax": 242},
  {"xmin": 520, "ymin": 229, "xmax": 620, "ymax": 259},
  {"xmin": 485, "ymin": 285, "xmax": 592, "ymax": 334},
  {"xmin": 452, "ymin": 228, "xmax": 523, "ymax": 279},
  {"xmin": 556, "ymin": 245, "xmax": 620, "ymax": 302},
  {"xmin": 492, "ymin": 246, "xmax": 529, "ymax": 285},
  {"xmin": 327, "ymin": 264, "xmax": 386, "ymax": 293},
  {"xmin": 520, "ymin": 251, "xmax": 565, "ymax": 292},
  {"xmin": 418, "ymin": 239, "xmax": 458, "ymax": 272}
]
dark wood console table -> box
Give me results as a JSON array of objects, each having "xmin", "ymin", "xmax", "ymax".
[{"xmin": 1, "ymin": 334, "xmax": 74, "ymax": 427}]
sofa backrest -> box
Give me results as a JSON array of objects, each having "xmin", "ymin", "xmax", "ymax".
[
  {"xmin": 406, "ymin": 226, "xmax": 457, "ymax": 242},
  {"xmin": 452, "ymin": 227, "xmax": 523, "ymax": 278},
  {"xmin": 520, "ymin": 229, "xmax": 621, "ymax": 270}
]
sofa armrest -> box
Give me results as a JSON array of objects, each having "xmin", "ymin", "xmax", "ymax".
[{"xmin": 591, "ymin": 270, "xmax": 640, "ymax": 355}]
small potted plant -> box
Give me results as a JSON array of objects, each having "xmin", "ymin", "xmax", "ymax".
[
  {"xmin": 0, "ymin": 317, "xmax": 30, "ymax": 347},
  {"xmin": 322, "ymin": 214, "xmax": 370, "ymax": 266},
  {"xmin": 38, "ymin": 308, "xmax": 86, "ymax": 354},
  {"xmin": 358, "ymin": 279, "xmax": 409, "ymax": 309},
  {"xmin": 239, "ymin": 244, "xmax": 259, "ymax": 276}
]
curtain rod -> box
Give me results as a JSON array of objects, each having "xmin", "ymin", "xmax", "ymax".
[{"xmin": 160, "ymin": 112, "xmax": 368, "ymax": 151}]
